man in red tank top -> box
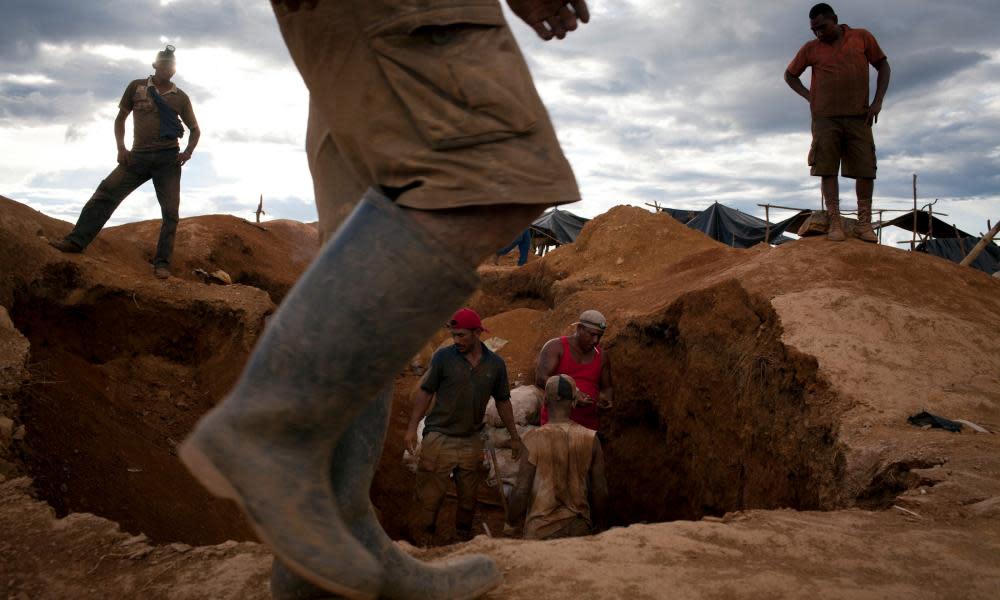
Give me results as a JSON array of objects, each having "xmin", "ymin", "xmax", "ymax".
[{"xmin": 535, "ymin": 310, "xmax": 613, "ymax": 430}]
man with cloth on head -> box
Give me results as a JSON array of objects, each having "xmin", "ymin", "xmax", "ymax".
[
  {"xmin": 405, "ymin": 308, "xmax": 524, "ymax": 544},
  {"xmin": 536, "ymin": 309, "xmax": 613, "ymax": 430},
  {"xmin": 784, "ymin": 3, "xmax": 890, "ymax": 243},
  {"xmin": 507, "ymin": 373, "xmax": 608, "ymax": 540},
  {"xmin": 49, "ymin": 45, "xmax": 200, "ymax": 279}
]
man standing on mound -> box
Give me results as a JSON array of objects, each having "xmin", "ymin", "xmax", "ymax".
[
  {"xmin": 49, "ymin": 45, "xmax": 200, "ymax": 278},
  {"xmin": 784, "ymin": 3, "xmax": 890, "ymax": 243},
  {"xmin": 180, "ymin": 1, "xmax": 589, "ymax": 599}
]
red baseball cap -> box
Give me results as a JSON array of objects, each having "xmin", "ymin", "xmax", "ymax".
[{"xmin": 449, "ymin": 308, "xmax": 487, "ymax": 332}]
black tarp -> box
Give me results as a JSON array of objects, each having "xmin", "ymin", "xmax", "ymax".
[
  {"xmin": 878, "ymin": 210, "xmax": 975, "ymax": 239},
  {"xmin": 916, "ymin": 237, "xmax": 1000, "ymax": 274},
  {"xmin": 682, "ymin": 202, "xmax": 806, "ymax": 248},
  {"xmin": 661, "ymin": 207, "xmax": 700, "ymax": 224},
  {"xmin": 531, "ymin": 208, "xmax": 589, "ymax": 245}
]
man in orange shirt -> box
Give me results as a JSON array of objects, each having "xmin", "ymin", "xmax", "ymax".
[{"xmin": 784, "ymin": 3, "xmax": 891, "ymax": 243}]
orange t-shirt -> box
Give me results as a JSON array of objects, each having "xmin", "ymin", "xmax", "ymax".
[{"xmin": 787, "ymin": 25, "xmax": 887, "ymax": 118}]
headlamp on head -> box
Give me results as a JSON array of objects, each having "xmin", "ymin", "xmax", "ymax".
[{"xmin": 156, "ymin": 45, "xmax": 176, "ymax": 64}]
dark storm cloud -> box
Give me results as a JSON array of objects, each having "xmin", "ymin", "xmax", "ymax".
[
  {"xmin": 0, "ymin": 0, "xmax": 286, "ymax": 125},
  {"xmin": 3, "ymin": 0, "xmax": 998, "ymax": 231}
]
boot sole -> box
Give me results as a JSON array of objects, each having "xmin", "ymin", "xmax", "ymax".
[{"xmin": 179, "ymin": 438, "xmax": 378, "ymax": 600}]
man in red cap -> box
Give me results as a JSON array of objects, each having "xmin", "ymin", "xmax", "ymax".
[{"xmin": 404, "ymin": 308, "xmax": 522, "ymax": 543}]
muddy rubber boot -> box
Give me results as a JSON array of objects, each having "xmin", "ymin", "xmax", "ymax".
[
  {"xmin": 826, "ymin": 199, "xmax": 846, "ymax": 242},
  {"xmin": 180, "ymin": 190, "xmax": 480, "ymax": 599},
  {"xmin": 270, "ymin": 386, "xmax": 503, "ymax": 600},
  {"xmin": 855, "ymin": 198, "xmax": 878, "ymax": 243}
]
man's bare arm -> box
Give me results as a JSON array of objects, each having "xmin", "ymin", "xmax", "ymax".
[
  {"xmin": 179, "ymin": 126, "xmax": 200, "ymax": 166},
  {"xmin": 506, "ymin": 0, "xmax": 589, "ymax": 41},
  {"xmin": 589, "ymin": 438, "xmax": 609, "ymax": 532},
  {"xmin": 867, "ymin": 59, "xmax": 891, "ymax": 126},
  {"xmin": 507, "ymin": 452, "xmax": 536, "ymax": 528},
  {"xmin": 535, "ymin": 338, "xmax": 562, "ymax": 389},
  {"xmin": 114, "ymin": 108, "xmax": 130, "ymax": 165},
  {"xmin": 495, "ymin": 399, "xmax": 525, "ymax": 459},
  {"xmin": 784, "ymin": 70, "xmax": 810, "ymax": 102},
  {"xmin": 404, "ymin": 387, "xmax": 434, "ymax": 454}
]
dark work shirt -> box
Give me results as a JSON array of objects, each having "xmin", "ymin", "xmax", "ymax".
[{"xmin": 421, "ymin": 342, "xmax": 511, "ymax": 437}]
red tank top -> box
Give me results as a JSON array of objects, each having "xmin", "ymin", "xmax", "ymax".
[{"xmin": 541, "ymin": 336, "xmax": 602, "ymax": 430}]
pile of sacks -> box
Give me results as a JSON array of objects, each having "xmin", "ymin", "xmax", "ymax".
[
  {"xmin": 403, "ymin": 385, "xmax": 543, "ymax": 498},
  {"xmin": 483, "ymin": 385, "xmax": 543, "ymax": 496}
]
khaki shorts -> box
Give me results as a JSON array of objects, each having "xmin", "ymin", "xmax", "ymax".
[
  {"xmin": 277, "ymin": 0, "xmax": 579, "ymax": 231},
  {"xmin": 808, "ymin": 115, "xmax": 877, "ymax": 179},
  {"xmin": 414, "ymin": 431, "xmax": 485, "ymax": 523}
]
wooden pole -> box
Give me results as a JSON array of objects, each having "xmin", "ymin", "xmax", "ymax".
[
  {"xmin": 959, "ymin": 219, "xmax": 1000, "ymax": 267},
  {"xmin": 764, "ymin": 205, "xmax": 770, "ymax": 245},
  {"xmin": 878, "ymin": 210, "xmax": 884, "ymax": 244},
  {"xmin": 927, "ymin": 202, "xmax": 934, "ymax": 241},
  {"xmin": 911, "ymin": 174, "xmax": 917, "ymax": 249},
  {"xmin": 954, "ymin": 224, "xmax": 967, "ymax": 255}
]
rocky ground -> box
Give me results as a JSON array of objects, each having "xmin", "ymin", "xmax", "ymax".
[{"xmin": 1, "ymin": 195, "xmax": 999, "ymax": 598}]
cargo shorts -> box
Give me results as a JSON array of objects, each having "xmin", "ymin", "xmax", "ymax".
[
  {"xmin": 808, "ymin": 115, "xmax": 877, "ymax": 179},
  {"xmin": 276, "ymin": 0, "xmax": 580, "ymax": 237}
]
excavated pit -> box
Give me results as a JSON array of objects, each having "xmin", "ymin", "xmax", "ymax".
[
  {"xmin": 9, "ymin": 273, "xmax": 258, "ymax": 545},
  {"xmin": 8, "ymin": 269, "xmax": 881, "ymax": 545},
  {"xmin": 601, "ymin": 279, "xmax": 847, "ymax": 524}
]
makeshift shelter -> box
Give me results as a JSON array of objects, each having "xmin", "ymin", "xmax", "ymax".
[
  {"xmin": 877, "ymin": 210, "xmax": 975, "ymax": 239},
  {"xmin": 530, "ymin": 208, "xmax": 589, "ymax": 248},
  {"xmin": 916, "ymin": 237, "xmax": 1000, "ymax": 275},
  {"xmin": 678, "ymin": 202, "xmax": 807, "ymax": 248}
]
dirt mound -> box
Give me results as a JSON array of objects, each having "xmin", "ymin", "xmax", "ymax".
[
  {"xmin": 604, "ymin": 279, "xmax": 844, "ymax": 523},
  {"xmin": 0, "ymin": 194, "xmax": 324, "ymax": 545},
  {"xmin": 3, "ymin": 193, "xmax": 1000, "ymax": 598},
  {"xmin": 93, "ymin": 215, "xmax": 317, "ymax": 304}
]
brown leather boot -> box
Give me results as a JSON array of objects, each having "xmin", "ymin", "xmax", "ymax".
[
  {"xmin": 826, "ymin": 199, "xmax": 846, "ymax": 242},
  {"xmin": 855, "ymin": 198, "xmax": 878, "ymax": 243}
]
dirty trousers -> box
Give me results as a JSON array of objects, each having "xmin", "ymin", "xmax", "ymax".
[
  {"xmin": 67, "ymin": 148, "xmax": 181, "ymax": 266},
  {"xmin": 413, "ymin": 431, "xmax": 485, "ymax": 536}
]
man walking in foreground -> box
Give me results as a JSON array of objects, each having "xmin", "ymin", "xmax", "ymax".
[
  {"xmin": 181, "ymin": 1, "xmax": 589, "ymax": 599},
  {"xmin": 49, "ymin": 45, "xmax": 200, "ymax": 278},
  {"xmin": 405, "ymin": 308, "xmax": 524, "ymax": 545},
  {"xmin": 508, "ymin": 374, "xmax": 608, "ymax": 540},
  {"xmin": 536, "ymin": 310, "xmax": 613, "ymax": 430},
  {"xmin": 784, "ymin": 3, "xmax": 890, "ymax": 242}
]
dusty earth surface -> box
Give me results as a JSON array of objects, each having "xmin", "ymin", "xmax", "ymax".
[{"xmin": 2, "ymin": 196, "xmax": 999, "ymax": 598}]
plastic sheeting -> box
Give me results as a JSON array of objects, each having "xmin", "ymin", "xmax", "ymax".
[
  {"xmin": 679, "ymin": 203, "xmax": 806, "ymax": 248},
  {"xmin": 916, "ymin": 237, "xmax": 1000, "ymax": 275},
  {"xmin": 531, "ymin": 208, "xmax": 589, "ymax": 245},
  {"xmin": 879, "ymin": 211, "xmax": 975, "ymax": 239}
]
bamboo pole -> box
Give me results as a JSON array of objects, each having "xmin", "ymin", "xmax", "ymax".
[{"xmin": 959, "ymin": 220, "xmax": 1000, "ymax": 267}]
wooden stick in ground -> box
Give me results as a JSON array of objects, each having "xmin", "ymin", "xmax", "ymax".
[{"xmin": 959, "ymin": 219, "xmax": 1000, "ymax": 267}]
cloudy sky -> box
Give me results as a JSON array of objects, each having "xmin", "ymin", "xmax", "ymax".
[{"xmin": 2, "ymin": 0, "xmax": 998, "ymax": 247}]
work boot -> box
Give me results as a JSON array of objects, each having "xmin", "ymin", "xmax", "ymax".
[
  {"xmin": 180, "ymin": 190, "xmax": 481, "ymax": 598},
  {"xmin": 825, "ymin": 199, "xmax": 846, "ymax": 242},
  {"xmin": 271, "ymin": 387, "xmax": 503, "ymax": 600},
  {"xmin": 854, "ymin": 198, "xmax": 878, "ymax": 243},
  {"xmin": 48, "ymin": 238, "xmax": 83, "ymax": 253},
  {"xmin": 154, "ymin": 265, "xmax": 171, "ymax": 279}
]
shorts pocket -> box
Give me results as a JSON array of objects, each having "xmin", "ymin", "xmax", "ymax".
[{"xmin": 370, "ymin": 8, "xmax": 539, "ymax": 150}]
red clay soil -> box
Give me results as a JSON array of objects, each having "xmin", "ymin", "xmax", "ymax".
[{"xmin": 3, "ymin": 195, "xmax": 1000, "ymax": 599}]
